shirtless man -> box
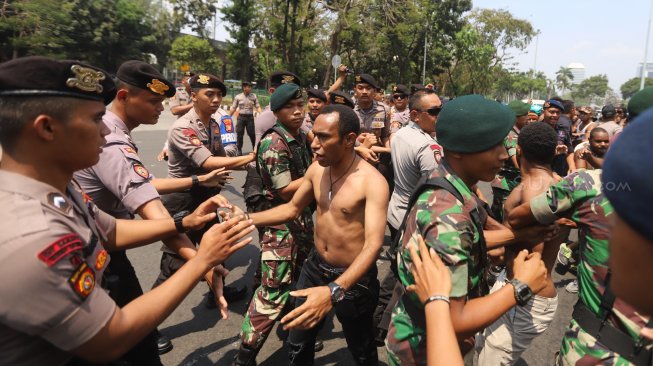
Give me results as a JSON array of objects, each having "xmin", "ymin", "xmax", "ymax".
[
  {"xmin": 235, "ymin": 104, "xmax": 389, "ymax": 366},
  {"xmin": 478, "ymin": 123, "xmax": 568, "ymax": 365},
  {"xmin": 574, "ymin": 127, "xmax": 609, "ymax": 170}
]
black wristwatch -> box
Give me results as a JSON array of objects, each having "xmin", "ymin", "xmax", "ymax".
[
  {"xmin": 327, "ymin": 282, "xmax": 345, "ymax": 304},
  {"xmin": 509, "ymin": 279, "xmax": 533, "ymax": 306},
  {"xmin": 173, "ymin": 210, "xmax": 191, "ymax": 233}
]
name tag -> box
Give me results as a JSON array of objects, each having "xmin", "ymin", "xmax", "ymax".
[
  {"xmin": 222, "ymin": 133, "xmax": 237, "ymax": 144},
  {"xmin": 372, "ymin": 120, "xmax": 385, "ymax": 129}
]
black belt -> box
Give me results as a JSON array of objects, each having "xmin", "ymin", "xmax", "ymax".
[
  {"xmin": 572, "ymin": 300, "xmax": 652, "ymax": 365},
  {"xmin": 240, "ymin": 113, "xmax": 254, "ymax": 117}
]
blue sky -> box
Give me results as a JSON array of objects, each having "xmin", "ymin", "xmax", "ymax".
[{"xmin": 210, "ymin": 0, "xmax": 650, "ymax": 94}]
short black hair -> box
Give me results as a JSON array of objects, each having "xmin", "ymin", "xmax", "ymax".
[
  {"xmin": 409, "ymin": 89, "xmax": 436, "ymax": 112},
  {"xmin": 321, "ymin": 104, "xmax": 360, "ymax": 139},
  {"xmin": 550, "ymin": 96, "xmax": 563, "ymax": 103},
  {"xmin": 518, "ymin": 122, "xmax": 558, "ymax": 165},
  {"xmin": 0, "ymin": 96, "xmax": 80, "ymax": 152},
  {"xmin": 562, "ymin": 99, "xmax": 575, "ymax": 113},
  {"xmin": 589, "ymin": 127, "xmax": 609, "ymax": 140}
]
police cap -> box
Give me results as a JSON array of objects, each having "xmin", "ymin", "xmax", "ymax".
[
  {"xmin": 269, "ymin": 71, "xmax": 301, "ymax": 88},
  {"xmin": 117, "ymin": 60, "xmax": 175, "ymax": 98},
  {"xmin": 329, "ymin": 90, "xmax": 355, "ymax": 109},
  {"xmin": 189, "ymin": 73, "xmax": 227, "ymax": 96}
]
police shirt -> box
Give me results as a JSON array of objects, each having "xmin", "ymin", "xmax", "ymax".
[
  {"xmin": 74, "ymin": 111, "xmax": 159, "ymax": 219},
  {"xmin": 0, "ymin": 171, "xmax": 116, "ymax": 366},
  {"xmin": 255, "ymin": 105, "xmax": 276, "ymax": 146},
  {"xmin": 354, "ymin": 101, "xmax": 391, "ymax": 142},
  {"xmin": 389, "ymin": 106, "xmax": 410, "ymax": 133},
  {"xmin": 169, "ymin": 87, "xmax": 190, "ymax": 109},
  {"xmin": 231, "ymin": 92, "xmax": 260, "ymax": 116}
]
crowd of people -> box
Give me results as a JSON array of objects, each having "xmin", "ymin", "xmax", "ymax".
[{"xmin": 0, "ymin": 55, "xmax": 652, "ymax": 366}]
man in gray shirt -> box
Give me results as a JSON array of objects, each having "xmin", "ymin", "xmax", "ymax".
[
  {"xmin": 230, "ymin": 81, "xmax": 261, "ymax": 155},
  {"xmin": 599, "ymin": 104, "xmax": 623, "ymax": 138},
  {"xmin": 373, "ymin": 88, "xmax": 443, "ymax": 345}
]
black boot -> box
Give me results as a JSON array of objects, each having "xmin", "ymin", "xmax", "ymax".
[
  {"xmin": 232, "ymin": 344, "xmax": 259, "ymax": 366},
  {"xmin": 155, "ymin": 330, "xmax": 173, "ymax": 355}
]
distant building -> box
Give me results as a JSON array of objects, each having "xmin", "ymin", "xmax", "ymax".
[
  {"xmin": 637, "ymin": 62, "xmax": 653, "ymax": 78},
  {"xmin": 568, "ymin": 63, "xmax": 585, "ymax": 84}
]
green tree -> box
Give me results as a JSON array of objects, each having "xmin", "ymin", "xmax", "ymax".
[
  {"xmin": 169, "ymin": 0, "xmax": 218, "ymax": 38},
  {"xmin": 221, "ymin": 0, "xmax": 256, "ymax": 80},
  {"xmin": 555, "ymin": 66, "xmax": 573, "ymax": 95},
  {"xmin": 169, "ymin": 35, "xmax": 222, "ymax": 75},
  {"xmin": 572, "ymin": 74, "xmax": 610, "ymax": 101},
  {"xmin": 620, "ymin": 77, "xmax": 653, "ymax": 99}
]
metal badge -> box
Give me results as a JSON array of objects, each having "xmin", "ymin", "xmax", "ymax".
[
  {"xmin": 198, "ymin": 74, "xmax": 210, "ymax": 85},
  {"xmin": 282, "ymin": 75, "xmax": 295, "ymax": 84},
  {"xmin": 147, "ymin": 79, "xmax": 169, "ymax": 95},
  {"xmin": 47, "ymin": 192, "xmax": 72, "ymax": 214},
  {"xmin": 335, "ymin": 96, "xmax": 345, "ymax": 104},
  {"xmin": 66, "ymin": 65, "xmax": 105, "ymax": 93},
  {"xmin": 355, "ymin": 75, "xmax": 361, "ymax": 83}
]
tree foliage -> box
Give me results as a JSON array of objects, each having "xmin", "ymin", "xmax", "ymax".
[
  {"xmin": 572, "ymin": 74, "xmax": 610, "ymax": 101},
  {"xmin": 620, "ymin": 77, "xmax": 653, "ymax": 99},
  {"xmin": 169, "ymin": 35, "xmax": 222, "ymax": 75}
]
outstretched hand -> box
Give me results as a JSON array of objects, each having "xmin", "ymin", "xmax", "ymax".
[
  {"xmin": 184, "ymin": 195, "xmax": 233, "ymax": 231},
  {"xmin": 200, "ymin": 168, "xmax": 232, "ymax": 189},
  {"xmin": 197, "ymin": 216, "xmax": 254, "ymax": 267},
  {"xmin": 206, "ymin": 265, "xmax": 230, "ymax": 319}
]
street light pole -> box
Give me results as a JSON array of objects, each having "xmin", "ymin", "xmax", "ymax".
[{"xmin": 641, "ymin": 0, "xmax": 653, "ymax": 90}]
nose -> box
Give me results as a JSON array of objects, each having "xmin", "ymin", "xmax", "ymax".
[{"xmin": 310, "ymin": 136, "xmax": 320, "ymax": 150}]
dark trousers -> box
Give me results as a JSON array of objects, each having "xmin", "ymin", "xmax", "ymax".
[
  {"xmin": 373, "ymin": 223, "xmax": 399, "ymax": 342},
  {"xmin": 287, "ymin": 250, "xmax": 379, "ymax": 366},
  {"xmin": 106, "ymin": 251, "xmax": 162, "ymax": 365},
  {"xmin": 237, "ymin": 114, "xmax": 255, "ymax": 152}
]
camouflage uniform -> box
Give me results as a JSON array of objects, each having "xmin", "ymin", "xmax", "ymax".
[
  {"xmin": 490, "ymin": 127, "xmax": 520, "ymax": 221},
  {"xmin": 239, "ymin": 122, "xmax": 314, "ymax": 351},
  {"xmin": 385, "ymin": 163, "xmax": 487, "ymax": 366},
  {"xmin": 529, "ymin": 169, "xmax": 651, "ymax": 365}
]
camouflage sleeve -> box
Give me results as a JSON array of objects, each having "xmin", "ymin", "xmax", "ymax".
[
  {"xmin": 258, "ymin": 135, "xmax": 292, "ymax": 190},
  {"xmin": 505, "ymin": 135, "xmax": 517, "ymax": 157},
  {"xmin": 397, "ymin": 188, "xmax": 476, "ymax": 299},
  {"xmin": 531, "ymin": 170, "xmax": 599, "ymax": 224}
]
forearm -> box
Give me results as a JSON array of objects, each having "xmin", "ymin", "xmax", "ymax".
[
  {"xmin": 171, "ymin": 104, "xmax": 193, "ymax": 116},
  {"xmin": 203, "ymin": 154, "xmax": 253, "ymax": 170},
  {"xmin": 588, "ymin": 155, "xmax": 604, "ymax": 168},
  {"xmin": 249, "ymin": 202, "xmax": 299, "ymax": 227},
  {"xmin": 371, "ymin": 146, "xmax": 391, "ymax": 154},
  {"xmin": 507, "ymin": 203, "xmax": 537, "ymax": 228},
  {"xmin": 327, "ymin": 75, "xmax": 346, "ymax": 93},
  {"xmin": 334, "ymin": 242, "xmax": 381, "ymax": 290},
  {"xmin": 484, "ymin": 228, "xmax": 518, "ymax": 249},
  {"xmin": 111, "ymin": 218, "xmax": 178, "ymax": 251},
  {"xmin": 151, "ymin": 177, "xmax": 194, "ymax": 195},
  {"xmin": 90, "ymin": 256, "xmax": 210, "ymax": 361},
  {"xmin": 278, "ymin": 177, "xmax": 304, "ymax": 201},
  {"xmin": 426, "ymin": 301, "xmax": 463, "ymax": 366},
  {"xmin": 566, "ymin": 153, "xmax": 576, "ymax": 172},
  {"xmin": 451, "ymin": 285, "xmax": 516, "ymax": 339}
]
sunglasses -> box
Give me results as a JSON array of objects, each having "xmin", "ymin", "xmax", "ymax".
[
  {"xmin": 393, "ymin": 94, "xmax": 407, "ymax": 100},
  {"xmin": 419, "ymin": 106, "xmax": 442, "ymax": 116}
]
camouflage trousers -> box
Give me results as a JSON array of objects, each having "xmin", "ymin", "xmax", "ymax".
[
  {"xmin": 557, "ymin": 319, "xmax": 644, "ymax": 365},
  {"xmin": 239, "ymin": 238, "xmax": 309, "ymax": 350}
]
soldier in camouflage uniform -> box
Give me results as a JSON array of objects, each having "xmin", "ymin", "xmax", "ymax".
[
  {"xmin": 386, "ymin": 95, "xmax": 548, "ymax": 366},
  {"xmin": 508, "ymin": 169, "xmax": 652, "ymax": 365},
  {"xmin": 490, "ymin": 100, "xmax": 531, "ymax": 221},
  {"xmin": 234, "ymin": 83, "xmax": 314, "ymax": 366}
]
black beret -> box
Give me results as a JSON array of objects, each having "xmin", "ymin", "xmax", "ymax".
[
  {"xmin": 329, "ymin": 90, "xmax": 355, "ymax": 109},
  {"xmin": 627, "ymin": 87, "xmax": 653, "ymax": 118},
  {"xmin": 269, "ymin": 71, "xmax": 301, "ymax": 88},
  {"xmin": 392, "ymin": 84, "xmax": 410, "ymax": 96},
  {"xmin": 182, "ymin": 71, "xmax": 196, "ymax": 77},
  {"xmin": 0, "ymin": 56, "xmax": 116, "ymax": 105},
  {"xmin": 354, "ymin": 74, "xmax": 380, "ymax": 89},
  {"xmin": 436, "ymin": 94, "xmax": 515, "ymax": 153},
  {"xmin": 601, "ymin": 104, "xmax": 616, "ymax": 118},
  {"xmin": 117, "ymin": 60, "xmax": 175, "ymax": 98},
  {"xmin": 242, "ymin": 80, "xmax": 252, "ymax": 86},
  {"xmin": 410, "ymin": 84, "xmax": 427, "ymax": 95},
  {"xmin": 306, "ymin": 88, "xmax": 327, "ymax": 102},
  {"xmin": 270, "ymin": 83, "xmax": 303, "ymax": 112},
  {"xmin": 543, "ymin": 99, "xmax": 565, "ymax": 112},
  {"xmin": 189, "ymin": 73, "xmax": 227, "ymax": 96},
  {"xmin": 603, "ymin": 107, "xmax": 653, "ymax": 241}
]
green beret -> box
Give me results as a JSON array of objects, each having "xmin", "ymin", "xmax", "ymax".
[
  {"xmin": 628, "ymin": 86, "xmax": 653, "ymax": 118},
  {"xmin": 436, "ymin": 95, "xmax": 515, "ymax": 153},
  {"xmin": 270, "ymin": 83, "xmax": 302, "ymax": 112},
  {"xmin": 507, "ymin": 100, "xmax": 530, "ymax": 116},
  {"xmin": 117, "ymin": 60, "xmax": 175, "ymax": 98},
  {"xmin": 0, "ymin": 56, "xmax": 116, "ymax": 105},
  {"xmin": 189, "ymin": 73, "xmax": 227, "ymax": 96}
]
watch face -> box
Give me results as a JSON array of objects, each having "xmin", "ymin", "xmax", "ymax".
[{"xmin": 517, "ymin": 286, "xmax": 531, "ymax": 298}]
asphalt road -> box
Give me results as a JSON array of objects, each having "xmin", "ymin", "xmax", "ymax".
[{"xmin": 126, "ymin": 109, "xmax": 577, "ymax": 365}]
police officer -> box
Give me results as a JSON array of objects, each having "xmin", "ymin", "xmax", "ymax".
[
  {"xmin": 230, "ymin": 81, "xmax": 262, "ymax": 155},
  {"xmin": 234, "ymin": 83, "xmax": 314, "ymax": 366},
  {"xmin": 389, "ymin": 84, "xmax": 410, "ymax": 133},
  {"xmin": 157, "ymin": 73, "xmax": 255, "ymax": 304},
  {"xmin": 73, "ymin": 60, "xmax": 230, "ymax": 360},
  {"xmin": 0, "ymin": 56, "xmax": 253, "ymax": 365},
  {"xmin": 170, "ymin": 71, "xmax": 195, "ymax": 117},
  {"xmin": 303, "ymin": 88, "xmax": 327, "ymax": 132}
]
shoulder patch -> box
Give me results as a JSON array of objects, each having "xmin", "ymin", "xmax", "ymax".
[
  {"xmin": 132, "ymin": 163, "xmax": 150, "ymax": 179},
  {"xmin": 123, "ymin": 147, "xmax": 137, "ymax": 154},
  {"xmin": 46, "ymin": 192, "xmax": 72, "ymax": 215},
  {"xmin": 38, "ymin": 234, "xmax": 84, "ymax": 267},
  {"xmin": 68, "ymin": 262, "xmax": 95, "ymax": 300},
  {"xmin": 95, "ymin": 249, "xmax": 108, "ymax": 270}
]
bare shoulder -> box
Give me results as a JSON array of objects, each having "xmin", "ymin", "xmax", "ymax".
[
  {"xmin": 306, "ymin": 160, "xmax": 325, "ymax": 183},
  {"xmin": 357, "ymin": 159, "xmax": 389, "ymax": 197},
  {"xmin": 504, "ymin": 183, "xmax": 524, "ymax": 213}
]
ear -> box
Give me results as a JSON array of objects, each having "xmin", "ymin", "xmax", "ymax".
[
  {"xmin": 191, "ymin": 90, "xmax": 198, "ymax": 103},
  {"xmin": 115, "ymin": 88, "xmax": 129, "ymax": 103},
  {"xmin": 32, "ymin": 114, "xmax": 58, "ymax": 142},
  {"xmin": 344, "ymin": 131, "xmax": 357, "ymax": 147},
  {"xmin": 410, "ymin": 109, "xmax": 419, "ymax": 122}
]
